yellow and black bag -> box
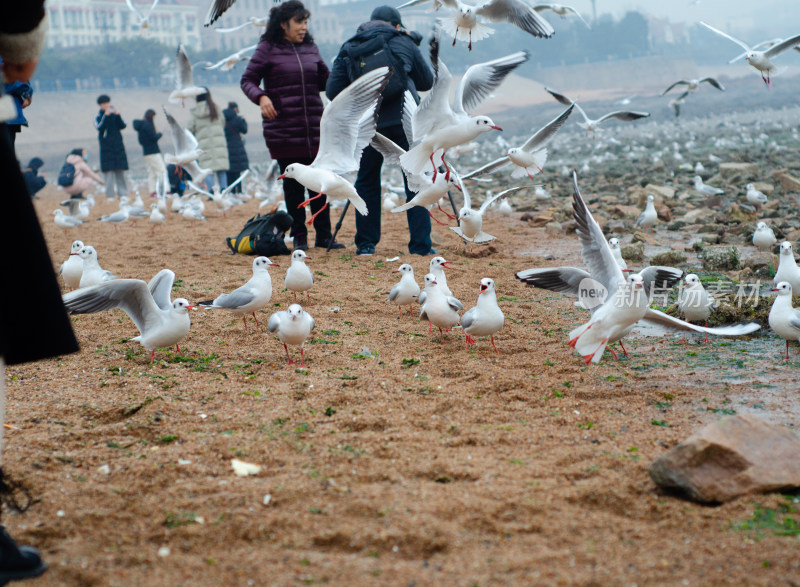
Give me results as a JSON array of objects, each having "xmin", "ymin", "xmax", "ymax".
[{"xmin": 226, "ymin": 210, "xmax": 293, "ymax": 256}]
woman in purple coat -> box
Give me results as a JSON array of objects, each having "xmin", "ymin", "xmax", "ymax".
[{"xmin": 240, "ymin": 0, "xmax": 343, "ymax": 251}]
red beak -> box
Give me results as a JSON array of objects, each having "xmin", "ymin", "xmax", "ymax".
[
  {"xmin": 185, "ymin": 304, "xmax": 196, "ymax": 310},
  {"xmin": 392, "ymin": 269, "xmax": 400, "ymax": 273},
  {"xmin": 441, "ymin": 262, "xmax": 452, "ymax": 269},
  {"xmin": 621, "ymin": 269, "xmax": 632, "ymax": 273},
  {"xmin": 491, "ymin": 125, "xmax": 503, "ymax": 131},
  {"xmin": 278, "ymin": 174, "xmax": 286, "ymax": 180},
  {"xmin": 269, "ymin": 262, "xmax": 279, "ymax": 266},
  {"xmin": 635, "ymin": 284, "xmax": 642, "ymax": 289},
  {"xmin": 480, "ymin": 284, "xmax": 488, "ymax": 292},
  {"xmin": 772, "ymin": 288, "xmax": 780, "ymax": 291},
  {"xmin": 454, "ymin": 184, "xmax": 462, "ymax": 191}
]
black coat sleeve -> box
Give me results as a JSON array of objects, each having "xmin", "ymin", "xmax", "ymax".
[{"xmin": 325, "ymin": 48, "xmax": 351, "ymax": 101}]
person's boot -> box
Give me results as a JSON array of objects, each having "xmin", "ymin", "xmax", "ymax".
[{"xmin": 0, "ymin": 526, "xmax": 46, "ymax": 585}]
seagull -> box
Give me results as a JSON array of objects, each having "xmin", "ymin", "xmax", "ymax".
[
  {"xmin": 607, "ymin": 237, "xmax": 627, "ymax": 271},
  {"xmin": 187, "ymin": 170, "xmax": 250, "ymax": 215},
  {"xmin": 769, "ymin": 282, "xmax": 800, "ymax": 360},
  {"xmin": 125, "ymin": 0, "xmax": 160, "ymax": 29},
  {"xmin": 661, "ymin": 77, "xmax": 725, "ymax": 95},
  {"xmin": 461, "ymin": 277, "xmax": 504, "ymax": 352},
  {"xmin": 278, "ymin": 67, "xmax": 393, "ymax": 223},
  {"xmin": 668, "ymin": 91, "xmax": 689, "ymax": 120},
  {"xmin": 729, "ymin": 37, "xmax": 800, "ymax": 64},
  {"xmin": 163, "ymin": 107, "xmax": 212, "ymax": 183},
  {"xmin": 78, "ymin": 245, "xmax": 116, "ymax": 288},
  {"xmin": 149, "ymin": 203, "xmax": 165, "ymax": 233},
  {"xmin": 752, "ymin": 221, "xmax": 776, "ymax": 251},
  {"xmin": 59, "ymin": 240, "xmax": 84, "ymax": 290},
  {"xmin": 203, "ymin": 44, "xmax": 258, "ymax": 71},
  {"xmin": 267, "ymin": 304, "xmax": 315, "ymax": 368},
  {"xmin": 699, "ymin": 21, "xmax": 800, "ymax": 87},
  {"xmin": 461, "ymin": 104, "xmax": 573, "ymax": 180},
  {"xmin": 285, "ymin": 250, "xmax": 314, "ymax": 303},
  {"xmin": 60, "ymin": 198, "xmax": 91, "ymax": 221},
  {"xmin": 450, "ymin": 181, "xmax": 525, "ymax": 248},
  {"xmin": 53, "ymin": 209, "xmax": 83, "ymax": 230},
  {"xmin": 370, "ymin": 129, "xmax": 462, "ymax": 225},
  {"xmin": 199, "ymin": 256, "xmax": 278, "ymax": 330},
  {"xmin": 532, "ymin": 4, "xmax": 590, "ymax": 28},
  {"xmin": 544, "ymin": 87, "xmax": 650, "ymax": 133},
  {"xmin": 400, "ymin": 37, "xmax": 526, "ymax": 181},
  {"xmin": 429, "ymin": 256, "xmax": 453, "ymax": 296},
  {"xmin": 419, "ymin": 274, "xmax": 463, "ymax": 342},
  {"xmin": 516, "ymin": 172, "xmax": 759, "ymax": 361},
  {"xmin": 168, "ymin": 44, "xmax": 205, "ymax": 104},
  {"xmin": 399, "ymin": 0, "xmax": 553, "ymax": 50},
  {"xmin": 63, "ymin": 269, "xmax": 194, "ymax": 364},
  {"xmin": 214, "ymin": 16, "xmax": 267, "ymax": 33},
  {"xmin": 388, "ymin": 264, "xmax": 421, "ymax": 316},
  {"xmin": 693, "ymin": 175, "xmax": 724, "ymax": 196},
  {"xmin": 745, "ymin": 183, "xmax": 768, "ymax": 209},
  {"xmin": 678, "ymin": 273, "xmax": 715, "ymax": 343},
  {"xmin": 633, "ymin": 194, "xmax": 657, "ymax": 233},
  {"xmin": 97, "ymin": 204, "xmax": 130, "ymax": 229},
  {"xmin": 774, "ymin": 241, "xmax": 800, "ymax": 292}
]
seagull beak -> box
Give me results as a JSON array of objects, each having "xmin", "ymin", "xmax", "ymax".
[
  {"xmin": 621, "ymin": 269, "xmax": 632, "ymax": 273},
  {"xmin": 491, "ymin": 125, "xmax": 503, "ymax": 131},
  {"xmin": 392, "ymin": 269, "xmax": 400, "ymax": 273},
  {"xmin": 269, "ymin": 262, "xmax": 279, "ymax": 266},
  {"xmin": 480, "ymin": 284, "xmax": 488, "ymax": 292},
  {"xmin": 304, "ymin": 255, "xmax": 311, "ymax": 260},
  {"xmin": 278, "ymin": 174, "xmax": 286, "ymax": 180},
  {"xmin": 70, "ymin": 253, "xmax": 79, "ymax": 256},
  {"xmin": 454, "ymin": 183, "xmax": 462, "ymax": 191},
  {"xmin": 185, "ymin": 304, "xmax": 196, "ymax": 310},
  {"xmin": 441, "ymin": 262, "xmax": 452, "ymax": 269},
  {"xmin": 635, "ymin": 283, "xmax": 642, "ymax": 289},
  {"xmin": 771, "ymin": 287, "xmax": 780, "ymax": 291}
]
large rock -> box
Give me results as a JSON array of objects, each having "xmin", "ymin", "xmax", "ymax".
[
  {"xmin": 649, "ymin": 250, "xmax": 687, "ymax": 266},
  {"xmin": 701, "ymin": 245, "xmax": 740, "ymax": 270},
  {"xmin": 649, "ymin": 415, "xmax": 800, "ymax": 503},
  {"xmin": 611, "ymin": 204, "xmax": 642, "ymax": 220},
  {"xmin": 681, "ymin": 208, "xmax": 717, "ymax": 225},
  {"xmin": 776, "ymin": 172, "xmax": 800, "ymax": 192},
  {"xmin": 621, "ymin": 241, "xmax": 644, "ymax": 262},
  {"xmin": 718, "ymin": 162, "xmax": 760, "ymax": 182}
]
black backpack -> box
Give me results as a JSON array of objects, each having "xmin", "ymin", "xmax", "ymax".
[
  {"xmin": 226, "ymin": 210, "xmax": 293, "ymax": 256},
  {"xmin": 57, "ymin": 162, "xmax": 76, "ymax": 187},
  {"xmin": 343, "ymin": 32, "xmax": 406, "ymax": 98}
]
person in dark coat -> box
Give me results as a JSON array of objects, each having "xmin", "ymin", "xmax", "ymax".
[
  {"xmin": 94, "ymin": 94, "xmax": 129, "ymax": 200},
  {"xmin": 240, "ymin": 0, "xmax": 343, "ymax": 251},
  {"xmin": 132, "ymin": 109, "xmax": 166, "ymax": 197},
  {"xmin": 2, "ymin": 80, "xmax": 32, "ymax": 146},
  {"xmin": 22, "ymin": 156, "xmax": 46, "ymax": 197},
  {"xmin": 1, "ymin": 2, "xmax": 79, "ymax": 582},
  {"xmin": 222, "ymin": 102, "xmax": 249, "ymax": 193},
  {"xmin": 327, "ymin": 6, "xmax": 435, "ymax": 256}
]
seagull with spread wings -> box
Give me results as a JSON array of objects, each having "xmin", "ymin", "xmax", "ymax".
[
  {"xmin": 168, "ymin": 45, "xmax": 205, "ymax": 105},
  {"xmin": 203, "ymin": 44, "xmax": 258, "ymax": 71},
  {"xmin": 661, "ymin": 77, "xmax": 725, "ymax": 95},
  {"xmin": 162, "ymin": 107, "xmax": 212, "ymax": 184},
  {"xmin": 544, "ymin": 87, "xmax": 649, "ymax": 133},
  {"xmin": 125, "ymin": 0, "xmax": 160, "ymax": 29}
]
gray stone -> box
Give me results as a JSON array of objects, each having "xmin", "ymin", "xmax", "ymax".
[
  {"xmin": 681, "ymin": 208, "xmax": 717, "ymax": 224},
  {"xmin": 649, "ymin": 415, "xmax": 800, "ymax": 503},
  {"xmin": 718, "ymin": 162, "xmax": 760, "ymax": 182},
  {"xmin": 649, "ymin": 250, "xmax": 687, "ymax": 266},
  {"xmin": 544, "ymin": 221, "xmax": 563, "ymax": 235},
  {"xmin": 701, "ymin": 245, "xmax": 741, "ymax": 270},
  {"xmin": 620, "ymin": 241, "xmax": 644, "ymax": 262}
]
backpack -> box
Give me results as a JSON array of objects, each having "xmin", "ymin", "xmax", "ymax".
[
  {"xmin": 226, "ymin": 209, "xmax": 293, "ymax": 256},
  {"xmin": 344, "ymin": 32, "xmax": 407, "ymax": 98},
  {"xmin": 57, "ymin": 162, "xmax": 76, "ymax": 187}
]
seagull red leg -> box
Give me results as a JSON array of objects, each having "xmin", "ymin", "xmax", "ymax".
[
  {"xmin": 306, "ymin": 202, "xmax": 329, "ymax": 226},
  {"xmin": 251, "ymin": 312, "xmax": 260, "ymax": 326},
  {"xmin": 429, "ymin": 153, "xmax": 438, "ymax": 183},
  {"xmin": 618, "ymin": 341, "xmax": 629, "ymax": 357},
  {"xmin": 490, "ymin": 336, "xmax": 499, "ymax": 354},
  {"xmin": 283, "ymin": 343, "xmax": 295, "ymax": 365},
  {"xmin": 242, "ymin": 315, "xmax": 248, "ymax": 331},
  {"xmin": 298, "ymin": 192, "xmax": 325, "ymax": 208},
  {"xmin": 785, "ymin": 340, "xmax": 790, "ymax": 360},
  {"xmin": 437, "ymin": 201, "xmax": 456, "ymax": 220},
  {"xmin": 150, "ymin": 350, "xmax": 155, "ymax": 364},
  {"xmin": 176, "ymin": 344, "xmax": 183, "ymax": 355},
  {"xmin": 428, "ymin": 210, "xmax": 449, "ymax": 226}
]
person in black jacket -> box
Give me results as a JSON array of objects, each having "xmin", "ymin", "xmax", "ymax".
[
  {"xmin": 1, "ymin": 2, "xmax": 79, "ymax": 583},
  {"xmin": 22, "ymin": 156, "xmax": 46, "ymax": 197},
  {"xmin": 223, "ymin": 102, "xmax": 249, "ymax": 193},
  {"xmin": 95, "ymin": 94, "xmax": 129, "ymax": 201},
  {"xmin": 132, "ymin": 109, "xmax": 166, "ymax": 197},
  {"xmin": 326, "ymin": 6, "xmax": 434, "ymax": 256}
]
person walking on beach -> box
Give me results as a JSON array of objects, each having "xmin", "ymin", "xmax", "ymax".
[
  {"xmin": 222, "ymin": 101, "xmax": 249, "ymax": 193},
  {"xmin": 95, "ymin": 94, "xmax": 129, "ymax": 201},
  {"xmin": 327, "ymin": 6, "xmax": 435, "ymax": 256},
  {"xmin": 188, "ymin": 88, "xmax": 230, "ymax": 190},
  {"xmin": 132, "ymin": 109, "xmax": 166, "ymax": 197},
  {"xmin": 240, "ymin": 0, "xmax": 343, "ymax": 251}
]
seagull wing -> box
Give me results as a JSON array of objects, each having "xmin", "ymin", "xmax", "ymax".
[
  {"xmin": 185, "ymin": 181, "xmax": 212, "ymax": 197},
  {"xmin": 223, "ymin": 169, "xmax": 250, "ymax": 195},
  {"xmin": 312, "ymin": 67, "xmax": 391, "ymax": 174},
  {"xmin": 212, "ymin": 287, "xmax": 256, "ymax": 310},
  {"xmin": 447, "ymin": 296, "xmax": 464, "ymax": 312},
  {"xmin": 204, "ymin": 0, "xmax": 238, "ymax": 26},
  {"xmin": 595, "ymin": 111, "xmax": 650, "ymax": 124},
  {"xmin": 125, "ymin": 0, "xmax": 146, "ymax": 20},
  {"xmin": 454, "ymin": 50, "xmax": 529, "ymax": 115},
  {"xmin": 476, "ymin": 0, "xmax": 555, "ymax": 38},
  {"xmin": 413, "ymin": 35, "xmax": 457, "ymax": 138},
  {"xmin": 638, "ymin": 266, "xmax": 682, "ymax": 300},
  {"xmin": 402, "ymin": 91, "xmax": 416, "ymax": 146},
  {"xmin": 215, "ymin": 21, "xmax": 253, "ymax": 33},
  {"xmin": 370, "ymin": 132, "xmax": 406, "ymax": 166},
  {"xmin": 478, "ymin": 186, "xmax": 525, "ymax": 214},
  {"xmin": 699, "ymin": 21, "xmax": 751, "ymax": 53},
  {"xmin": 460, "ymin": 306, "xmax": 477, "ymax": 330},
  {"xmin": 544, "ymin": 88, "xmax": 590, "ymax": 123},
  {"xmin": 520, "ymin": 104, "xmax": 573, "ymax": 151},
  {"xmin": 267, "ymin": 311, "xmax": 282, "ymax": 333},
  {"xmin": 642, "ymin": 308, "xmax": 761, "ymax": 336},
  {"xmin": 146, "ymin": 0, "xmax": 160, "ymax": 17},
  {"xmin": 571, "ymin": 171, "xmax": 625, "ymax": 293},
  {"xmin": 63, "ymin": 279, "xmax": 163, "ymax": 336},
  {"xmin": 175, "ymin": 44, "xmax": 195, "ymax": 90},
  {"xmin": 148, "ymin": 269, "xmax": 175, "ymax": 312},
  {"xmin": 515, "ymin": 267, "xmax": 592, "ymax": 295},
  {"xmin": 699, "ymin": 77, "xmax": 725, "ymax": 91},
  {"xmin": 661, "ymin": 80, "xmax": 689, "ymax": 95},
  {"xmin": 764, "ymin": 33, "xmax": 800, "ymax": 59},
  {"xmin": 461, "ymin": 155, "xmax": 511, "ymax": 179}
]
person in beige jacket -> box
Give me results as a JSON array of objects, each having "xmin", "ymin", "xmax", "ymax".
[
  {"xmin": 62, "ymin": 148, "xmax": 104, "ymax": 199},
  {"xmin": 188, "ymin": 89, "xmax": 230, "ymax": 190}
]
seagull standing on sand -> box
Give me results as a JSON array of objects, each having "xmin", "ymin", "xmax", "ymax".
[
  {"xmin": 429, "ymin": 256, "xmax": 453, "ymax": 297},
  {"xmin": 149, "ymin": 203, "xmax": 165, "ymax": 233},
  {"xmin": 633, "ymin": 194, "xmax": 657, "ymax": 233},
  {"xmin": 752, "ymin": 221, "xmax": 776, "ymax": 251},
  {"xmin": 78, "ymin": 246, "xmax": 116, "ymax": 288},
  {"xmin": 608, "ymin": 237, "xmax": 627, "ymax": 271},
  {"xmin": 400, "ymin": 38, "xmax": 527, "ymax": 181},
  {"xmin": 53, "ymin": 209, "xmax": 83, "ymax": 230},
  {"xmin": 267, "ymin": 304, "xmax": 315, "ymax": 368},
  {"xmin": 774, "ymin": 241, "xmax": 800, "ymax": 291},
  {"xmin": 278, "ymin": 68, "xmax": 392, "ymax": 223},
  {"xmin": 63, "ymin": 269, "xmax": 194, "ymax": 363},
  {"xmin": 693, "ymin": 175, "xmax": 724, "ymax": 196},
  {"xmin": 388, "ymin": 264, "xmax": 421, "ymax": 316},
  {"xmin": 98, "ymin": 204, "xmax": 130, "ymax": 230},
  {"xmin": 544, "ymin": 88, "xmax": 650, "ymax": 133},
  {"xmin": 678, "ymin": 274, "xmax": 715, "ymax": 343},
  {"xmin": 461, "ymin": 278, "xmax": 504, "ymax": 352},
  {"xmin": 285, "ymin": 250, "xmax": 314, "ymax": 302},
  {"xmin": 199, "ymin": 256, "xmax": 278, "ymax": 330},
  {"xmin": 419, "ymin": 274, "xmax": 463, "ymax": 342},
  {"xmin": 769, "ymin": 282, "xmax": 800, "ymax": 360},
  {"xmin": 699, "ymin": 22, "xmax": 800, "ymax": 87},
  {"xmin": 59, "ymin": 240, "xmax": 85, "ymax": 290}
]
